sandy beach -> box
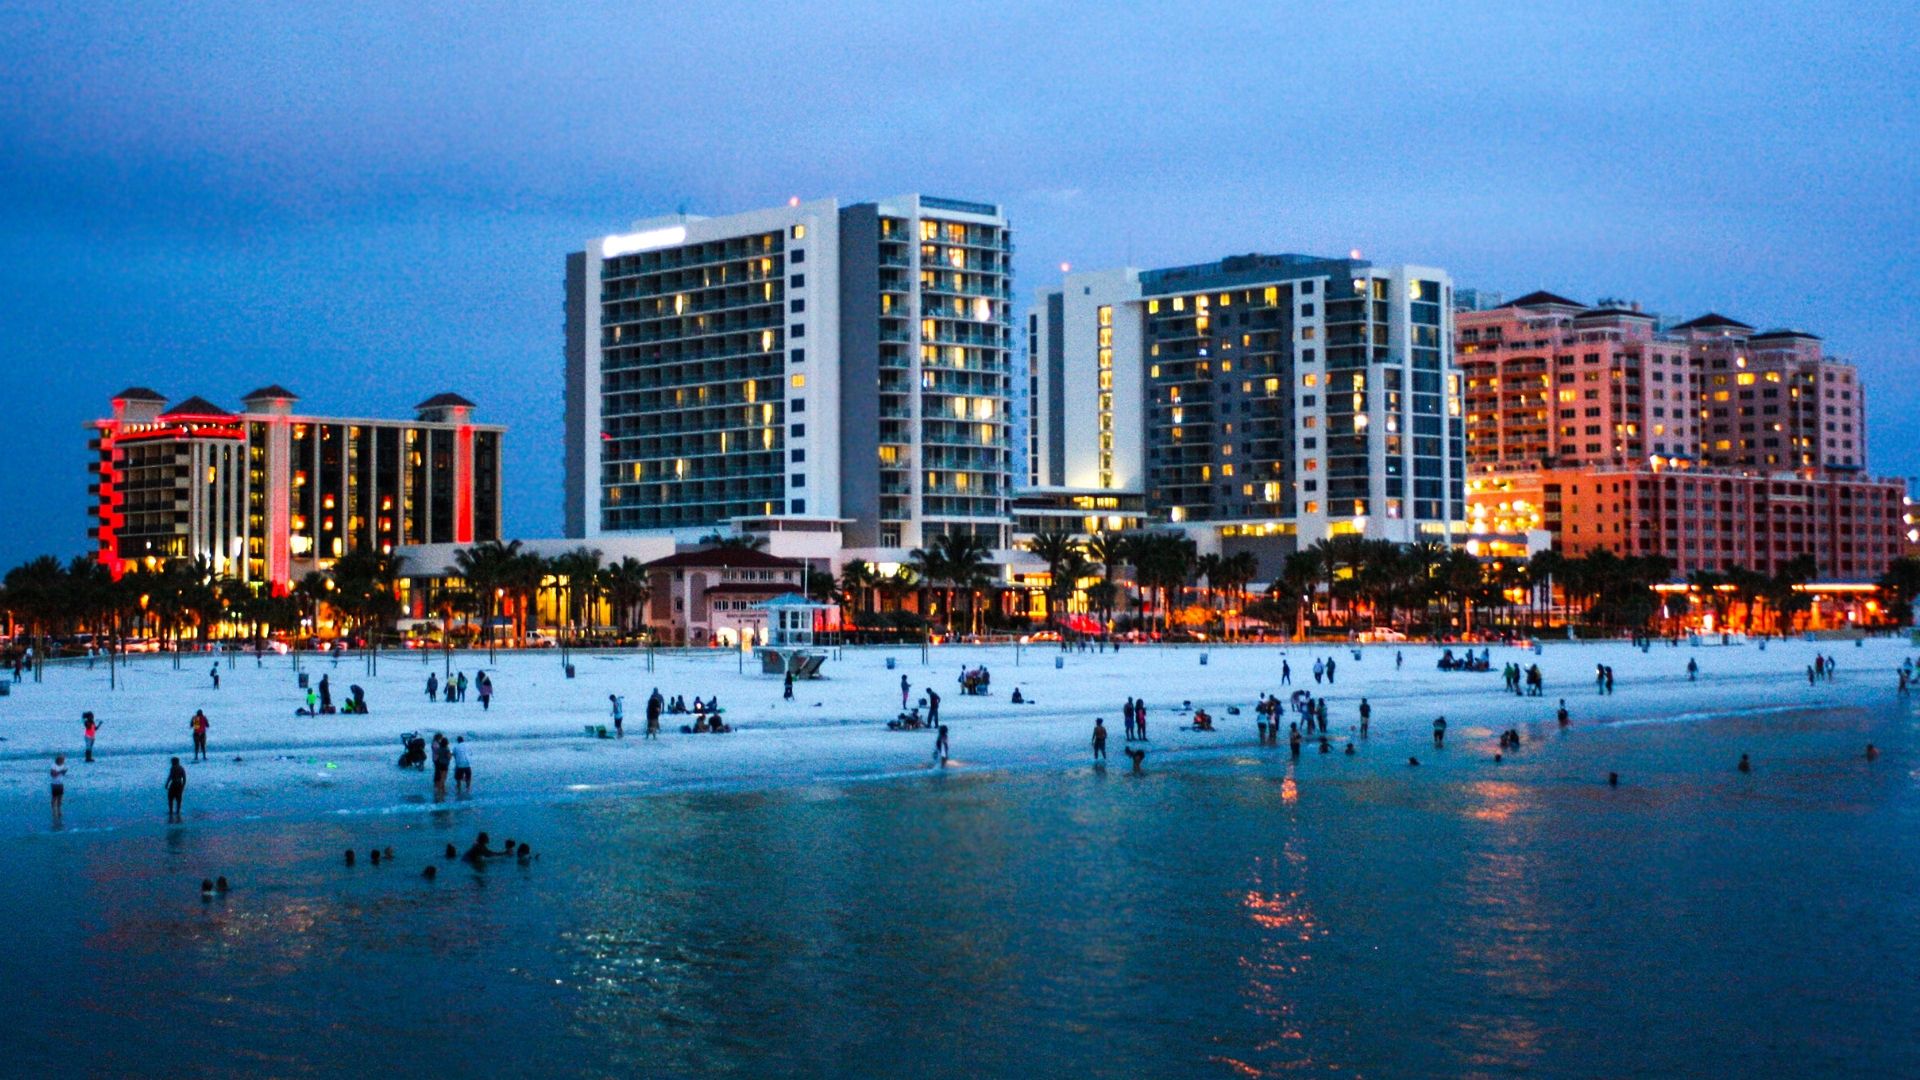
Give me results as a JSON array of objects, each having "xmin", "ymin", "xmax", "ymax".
[{"xmin": 1, "ymin": 636, "xmax": 1912, "ymax": 837}]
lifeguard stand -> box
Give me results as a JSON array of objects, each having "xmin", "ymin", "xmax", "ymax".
[{"xmin": 755, "ymin": 594, "xmax": 836, "ymax": 677}]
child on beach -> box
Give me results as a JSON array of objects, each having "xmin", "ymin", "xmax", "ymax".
[
  {"xmin": 50, "ymin": 756, "xmax": 67, "ymax": 822},
  {"xmin": 82, "ymin": 713, "xmax": 101, "ymax": 762}
]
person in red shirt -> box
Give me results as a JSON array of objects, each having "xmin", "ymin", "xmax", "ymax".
[{"xmin": 190, "ymin": 710, "xmax": 210, "ymax": 762}]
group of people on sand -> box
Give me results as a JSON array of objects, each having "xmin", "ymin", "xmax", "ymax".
[
  {"xmin": 1807, "ymin": 654, "xmax": 1838, "ymax": 685},
  {"xmin": 1594, "ymin": 664, "xmax": 1616, "ymax": 694},
  {"xmin": 1503, "ymin": 663, "xmax": 1544, "ymax": 696},
  {"xmin": 958, "ymin": 666, "xmax": 992, "ymax": 695},
  {"xmin": 425, "ymin": 670, "xmax": 491, "ymax": 709},
  {"xmin": 1089, "ymin": 717, "xmax": 1146, "ymax": 773},
  {"xmin": 608, "ymin": 689, "xmax": 723, "ymax": 737}
]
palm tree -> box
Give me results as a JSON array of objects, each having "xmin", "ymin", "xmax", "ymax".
[
  {"xmin": 4, "ymin": 555, "xmax": 66, "ymax": 680},
  {"xmin": 600, "ymin": 556, "xmax": 652, "ymax": 639},
  {"xmin": 1025, "ymin": 530, "xmax": 1085, "ymax": 627},
  {"xmin": 452, "ymin": 538, "xmax": 522, "ymax": 660},
  {"xmin": 909, "ymin": 533, "xmax": 994, "ymax": 635},
  {"xmin": 838, "ymin": 559, "xmax": 881, "ymax": 623},
  {"xmin": 1878, "ymin": 556, "xmax": 1920, "ymax": 627},
  {"xmin": 1084, "ymin": 531, "xmax": 1133, "ymax": 631},
  {"xmin": 1130, "ymin": 532, "xmax": 1196, "ymax": 639},
  {"xmin": 1194, "ymin": 552, "xmax": 1224, "ymax": 629},
  {"xmin": 549, "ymin": 547, "xmax": 604, "ymax": 643},
  {"xmin": 1215, "ymin": 551, "xmax": 1259, "ymax": 638}
]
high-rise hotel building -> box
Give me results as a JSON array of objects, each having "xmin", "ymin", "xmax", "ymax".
[
  {"xmin": 89, "ymin": 387, "xmax": 503, "ymax": 590},
  {"xmin": 1030, "ymin": 254, "xmax": 1464, "ymax": 569},
  {"xmin": 1457, "ymin": 292, "xmax": 1902, "ymax": 578},
  {"xmin": 566, "ymin": 195, "xmax": 1016, "ymax": 556}
]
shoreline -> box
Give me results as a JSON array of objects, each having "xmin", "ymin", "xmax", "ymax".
[{"xmin": 1, "ymin": 638, "xmax": 1911, "ymax": 840}]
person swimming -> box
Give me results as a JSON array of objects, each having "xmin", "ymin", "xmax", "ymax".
[
  {"xmin": 463, "ymin": 831, "xmax": 510, "ymax": 863},
  {"xmin": 1738, "ymin": 753, "xmax": 1752, "ymax": 773}
]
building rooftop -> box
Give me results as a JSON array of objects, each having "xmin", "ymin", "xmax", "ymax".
[
  {"xmin": 1139, "ymin": 253, "xmax": 1362, "ymax": 296},
  {"xmin": 113, "ymin": 386, "xmax": 167, "ymax": 402},
  {"xmin": 1502, "ymin": 290, "xmax": 1587, "ymax": 310},
  {"xmin": 241, "ymin": 384, "xmax": 300, "ymax": 401},
  {"xmin": 415, "ymin": 392, "xmax": 477, "ymax": 410},
  {"xmin": 646, "ymin": 547, "xmax": 802, "ymax": 570},
  {"xmin": 1750, "ymin": 329, "xmax": 1822, "ymax": 342},
  {"xmin": 1574, "ymin": 306, "xmax": 1653, "ymax": 321},
  {"xmin": 1671, "ymin": 313, "xmax": 1755, "ymax": 331},
  {"xmin": 158, "ymin": 396, "xmax": 237, "ymax": 419}
]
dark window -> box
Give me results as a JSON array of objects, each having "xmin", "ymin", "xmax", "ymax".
[
  {"xmin": 791, "ymin": 449, "xmax": 805, "ymax": 463},
  {"xmin": 791, "ymin": 323, "xmax": 805, "ymax": 338},
  {"xmin": 790, "ymin": 423, "xmax": 805, "ymax": 437},
  {"xmin": 791, "ymin": 398, "xmax": 805, "ymax": 413},
  {"xmin": 791, "ymin": 473, "xmax": 805, "ymax": 488},
  {"xmin": 791, "ymin": 348, "xmax": 805, "ymax": 363},
  {"xmin": 790, "ymin": 299, "xmax": 805, "ymax": 313},
  {"xmin": 790, "ymin": 274, "xmax": 805, "ymax": 287},
  {"xmin": 791, "ymin": 249, "xmax": 805, "ymax": 264}
]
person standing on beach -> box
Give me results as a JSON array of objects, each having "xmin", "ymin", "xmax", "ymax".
[
  {"xmin": 1596, "ymin": 664, "xmax": 1606, "ymax": 694},
  {"xmin": 209, "ymin": 664, "xmax": 220, "ymax": 690},
  {"xmin": 1326, "ymin": 657, "xmax": 1336, "ymax": 685},
  {"xmin": 478, "ymin": 674, "xmax": 492, "ymax": 712},
  {"xmin": 1136, "ymin": 701, "xmax": 1148, "ymax": 741},
  {"xmin": 426, "ymin": 673, "xmax": 438, "ymax": 701},
  {"xmin": 784, "ymin": 671, "xmax": 794, "ymax": 701},
  {"xmin": 1313, "ymin": 658, "xmax": 1324, "ymax": 684},
  {"xmin": 1605, "ymin": 666, "xmax": 1615, "ymax": 694},
  {"xmin": 1557, "ymin": 699, "xmax": 1570, "ymax": 727},
  {"xmin": 1687, "ymin": 658, "xmax": 1698, "ymax": 682},
  {"xmin": 431, "ymin": 735, "xmax": 452, "ymax": 796},
  {"xmin": 165, "ymin": 757, "xmax": 187, "ymax": 821},
  {"xmin": 1092, "ymin": 718, "xmax": 1107, "ymax": 763},
  {"xmin": 645, "ymin": 690, "xmax": 662, "ymax": 738},
  {"xmin": 926, "ymin": 688, "xmax": 941, "ymax": 726},
  {"xmin": 82, "ymin": 713, "xmax": 101, "ymax": 763},
  {"xmin": 1123, "ymin": 697, "xmax": 1136, "ymax": 741},
  {"xmin": 901, "ymin": 674, "xmax": 910, "ymax": 710},
  {"xmin": 1281, "ymin": 660, "xmax": 1291, "ymax": 685},
  {"xmin": 933, "ymin": 724, "xmax": 949, "ymax": 766},
  {"xmin": 609, "ymin": 694, "xmax": 625, "ymax": 738},
  {"xmin": 1359, "ymin": 698, "xmax": 1371, "ymax": 735},
  {"xmin": 50, "ymin": 756, "xmax": 67, "ymax": 824},
  {"xmin": 190, "ymin": 710, "xmax": 210, "ymax": 761},
  {"xmin": 452, "ymin": 736, "xmax": 472, "ymax": 794}
]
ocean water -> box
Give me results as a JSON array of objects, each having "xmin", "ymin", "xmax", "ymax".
[{"xmin": 4, "ymin": 701, "xmax": 1917, "ymax": 1078}]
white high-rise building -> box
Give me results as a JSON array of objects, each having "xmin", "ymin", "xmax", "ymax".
[
  {"xmin": 1028, "ymin": 253, "xmax": 1465, "ymax": 572},
  {"xmin": 566, "ymin": 195, "xmax": 1016, "ymax": 560}
]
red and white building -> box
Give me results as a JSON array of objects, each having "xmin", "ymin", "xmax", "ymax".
[
  {"xmin": 1458, "ymin": 293, "xmax": 1905, "ymax": 579},
  {"xmin": 641, "ymin": 547, "xmax": 807, "ymax": 646},
  {"xmin": 88, "ymin": 387, "xmax": 504, "ymax": 592}
]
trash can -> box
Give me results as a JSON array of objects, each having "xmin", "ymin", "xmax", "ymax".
[
  {"xmin": 1199, "ymin": 652, "xmax": 1209, "ymax": 666},
  {"xmin": 297, "ymin": 673, "xmax": 309, "ymax": 689},
  {"xmin": 1054, "ymin": 656, "xmax": 1064, "ymax": 670},
  {"xmin": 1532, "ymin": 642, "xmax": 1542, "ymax": 655},
  {"xmin": 0, "ymin": 681, "xmax": 10, "ymax": 697},
  {"xmin": 886, "ymin": 657, "xmax": 896, "ymax": 670},
  {"xmin": 565, "ymin": 663, "xmax": 576, "ymax": 679}
]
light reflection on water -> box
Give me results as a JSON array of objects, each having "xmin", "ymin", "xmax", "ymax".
[{"xmin": 1, "ymin": 705, "xmax": 1918, "ymax": 1078}]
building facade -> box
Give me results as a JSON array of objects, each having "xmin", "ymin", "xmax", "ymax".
[
  {"xmin": 1471, "ymin": 467, "xmax": 1903, "ymax": 579},
  {"xmin": 89, "ymin": 387, "xmax": 503, "ymax": 590},
  {"xmin": 1029, "ymin": 254, "xmax": 1464, "ymax": 569},
  {"xmin": 566, "ymin": 194, "xmax": 1016, "ymax": 559},
  {"xmin": 1457, "ymin": 292, "xmax": 1901, "ymax": 580}
]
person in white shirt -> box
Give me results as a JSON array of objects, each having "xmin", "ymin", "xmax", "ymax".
[
  {"xmin": 49, "ymin": 755, "xmax": 67, "ymax": 823},
  {"xmin": 452, "ymin": 736, "xmax": 473, "ymax": 794}
]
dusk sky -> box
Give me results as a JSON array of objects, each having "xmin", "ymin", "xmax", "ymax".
[{"xmin": 4, "ymin": 2, "xmax": 1915, "ymax": 570}]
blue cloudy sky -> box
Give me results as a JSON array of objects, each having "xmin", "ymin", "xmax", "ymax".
[{"xmin": 3, "ymin": 1, "xmax": 1915, "ymax": 568}]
